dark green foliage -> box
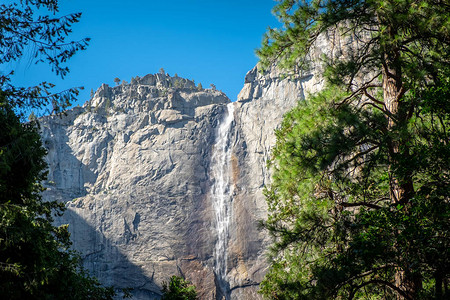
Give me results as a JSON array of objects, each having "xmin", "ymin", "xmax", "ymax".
[
  {"xmin": 257, "ymin": 0, "xmax": 449, "ymax": 79},
  {"xmin": 259, "ymin": 0, "xmax": 449, "ymax": 299},
  {"xmin": 0, "ymin": 0, "xmax": 90, "ymax": 116},
  {"xmin": 0, "ymin": 97, "xmax": 116, "ymax": 299},
  {"xmin": 0, "ymin": 1, "xmax": 120, "ymax": 299},
  {"xmin": 261, "ymin": 71, "xmax": 450, "ymax": 300},
  {"xmin": 161, "ymin": 276, "xmax": 198, "ymax": 300}
]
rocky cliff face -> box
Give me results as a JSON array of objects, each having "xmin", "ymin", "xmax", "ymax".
[{"xmin": 41, "ymin": 59, "xmax": 325, "ymax": 299}]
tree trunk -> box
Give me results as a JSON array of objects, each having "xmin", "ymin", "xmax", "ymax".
[
  {"xmin": 383, "ymin": 51, "xmax": 414, "ymax": 205},
  {"xmin": 382, "ymin": 27, "xmax": 418, "ymax": 298},
  {"xmin": 435, "ymin": 271, "xmax": 443, "ymax": 299}
]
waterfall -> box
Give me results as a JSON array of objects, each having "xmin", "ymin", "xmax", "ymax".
[{"xmin": 210, "ymin": 102, "xmax": 235, "ymax": 298}]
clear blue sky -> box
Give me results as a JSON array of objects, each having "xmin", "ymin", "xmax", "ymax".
[{"xmin": 9, "ymin": 0, "xmax": 280, "ymax": 106}]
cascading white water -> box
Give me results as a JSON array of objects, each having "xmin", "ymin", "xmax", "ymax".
[{"xmin": 210, "ymin": 102, "xmax": 235, "ymax": 297}]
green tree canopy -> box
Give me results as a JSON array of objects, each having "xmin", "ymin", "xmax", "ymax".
[
  {"xmin": 0, "ymin": 96, "xmax": 117, "ymax": 299},
  {"xmin": 0, "ymin": 0, "xmax": 90, "ymax": 115},
  {"xmin": 161, "ymin": 276, "xmax": 198, "ymax": 300},
  {"xmin": 0, "ymin": 1, "xmax": 120, "ymax": 299},
  {"xmin": 258, "ymin": 0, "xmax": 449, "ymax": 299}
]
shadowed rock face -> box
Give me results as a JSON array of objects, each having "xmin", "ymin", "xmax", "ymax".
[{"xmin": 41, "ymin": 60, "xmax": 326, "ymax": 299}]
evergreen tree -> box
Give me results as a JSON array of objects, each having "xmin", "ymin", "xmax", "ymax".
[
  {"xmin": 161, "ymin": 276, "xmax": 197, "ymax": 300},
  {"xmin": 258, "ymin": 1, "xmax": 449, "ymax": 299},
  {"xmin": 0, "ymin": 96, "xmax": 117, "ymax": 299},
  {"xmin": 0, "ymin": 1, "xmax": 121, "ymax": 298},
  {"xmin": 0, "ymin": 0, "xmax": 90, "ymax": 116}
]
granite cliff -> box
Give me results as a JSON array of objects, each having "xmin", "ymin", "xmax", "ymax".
[{"xmin": 40, "ymin": 46, "xmax": 331, "ymax": 298}]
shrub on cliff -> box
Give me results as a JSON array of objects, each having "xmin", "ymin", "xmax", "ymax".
[{"xmin": 161, "ymin": 276, "xmax": 198, "ymax": 300}]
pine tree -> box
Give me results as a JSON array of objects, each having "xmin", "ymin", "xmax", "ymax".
[
  {"xmin": 258, "ymin": 1, "xmax": 449, "ymax": 299},
  {"xmin": 0, "ymin": 1, "xmax": 121, "ymax": 298},
  {"xmin": 161, "ymin": 276, "xmax": 197, "ymax": 300},
  {"xmin": 0, "ymin": 0, "xmax": 90, "ymax": 116},
  {"xmin": 0, "ymin": 96, "xmax": 117, "ymax": 299}
]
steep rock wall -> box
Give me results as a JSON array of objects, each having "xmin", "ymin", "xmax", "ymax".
[
  {"xmin": 225, "ymin": 62, "xmax": 323, "ymax": 299},
  {"xmin": 41, "ymin": 36, "xmax": 338, "ymax": 298},
  {"xmin": 42, "ymin": 74, "xmax": 229, "ymax": 299}
]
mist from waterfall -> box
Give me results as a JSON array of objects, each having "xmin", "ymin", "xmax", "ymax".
[{"xmin": 210, "ymin": 102, "xmax": 235, "ymax": 298}]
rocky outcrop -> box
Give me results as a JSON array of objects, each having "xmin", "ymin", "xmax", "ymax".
[
  {"xmin": 41, "ymin": 56, "xmax": 326, "ymax": 298},
  {"xmin": 225, "ymin": 62, "xmax": 323, "ymax": 299},
  {"xmin": 42, "ymin": 73, "xmax": 229, "ymax": 299}
]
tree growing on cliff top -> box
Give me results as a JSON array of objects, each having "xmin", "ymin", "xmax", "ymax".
[
  {"xmin": 0, "ymin": 1, "xmax": 119, "ymax": 298},
  {"xmin": 258, "ymin": 0, "xmax": 449, "ymax": 299}
]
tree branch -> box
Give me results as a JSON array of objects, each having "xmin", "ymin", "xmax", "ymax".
[
  {"xmin": 349, "ymin": 279, "xmax": 413, "ymax": 300},
  {"xmin": 336, "ymin": 72, "xmax": 381, "ymax": 107},
  {"xmin": 336, "ymin": 264, "xmax": 398, "ymax": 290},
  {"xmin": 340, "ymin": 201, "xmax": 381, "ymax": 210}
]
